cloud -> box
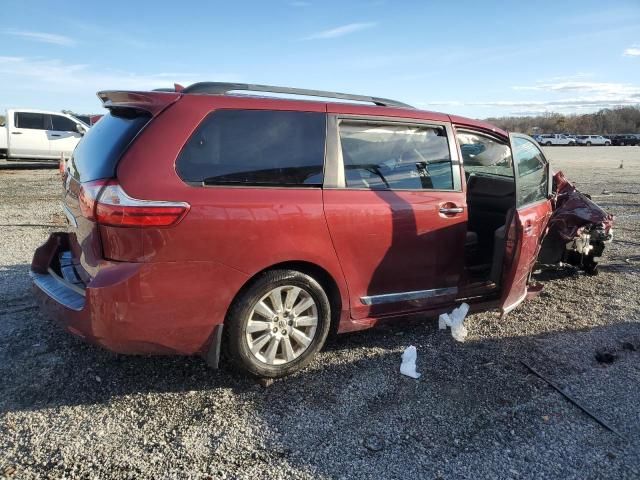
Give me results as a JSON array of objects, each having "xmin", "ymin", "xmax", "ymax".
[
  {"xmin": 623, "ymin": 47, "xmax": 640, "ymax": 56},
  {"xmin": 419, "ymin": 79, "xmax": 640, "ymax": 116},
  {"xmin": 304, "ymin": 22, "xmax": 376, "ymax": 40},
  {"xmin": 513, "ymin": 81, "xmax": 640, "ymax": 97},
  {"xmin": 61, "ymin": 19, "xmax": 151, "ymax": 49},
  {"xmin": 3, "ymin": 29, "xmax": 75, "ymax": 46},
  {"xmin": 420, "ymin": 97, "xmax": 640, "ymax": 115},
  {"xmin": 0, "ymin": 56, "xmax": 241, "ymax": 107}
]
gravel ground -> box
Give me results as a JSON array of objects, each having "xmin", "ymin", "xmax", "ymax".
[{"xmin": 1, "ymin": 147, "xmax": 639, "ymax": 479}]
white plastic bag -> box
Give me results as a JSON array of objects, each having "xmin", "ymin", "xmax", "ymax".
[
  {"xmin": 438, "ymin": 303, "xmax": 470, "ymax": 342},
  {"xmin": 400, "ymin": 345, "xmax": 421, "ymax": 379}
]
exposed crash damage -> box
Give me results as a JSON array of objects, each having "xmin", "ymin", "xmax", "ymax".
[{"xmin": 538, "ymin": 171, "xmax": 614, "ymax": 274}]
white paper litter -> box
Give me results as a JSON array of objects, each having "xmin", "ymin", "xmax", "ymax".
[
  {"xmin": 438, "ymin": 303, "xmax": 470, "ymax": 342},
  {"xmin": 400, "ymin": 345, "xmax": 421, "ymax": 379}
]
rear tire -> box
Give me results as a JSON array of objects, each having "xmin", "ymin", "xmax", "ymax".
[
  {"xmin": 545, "ymin": 141, "xmax": 552, "ymax": 146},
  {"xmin": 586, "ymin": 141, "xmax": 592, "ymax": 146},
  {"xmin": 225, "ymin": 269, "xmax": 331, "ymax": 378},
  {"xmin": 605, "ymin": 142, "xmax": 611, "ymax": 146}
]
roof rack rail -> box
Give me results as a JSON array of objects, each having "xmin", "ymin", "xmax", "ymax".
[{"xmin": 181, "ymin": 82, "xmax": 413, "ymax": 109}]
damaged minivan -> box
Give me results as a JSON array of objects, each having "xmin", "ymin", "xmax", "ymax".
[{"xmin": 30, "ymin": 82, "xmax": 614, "ymax": 377}]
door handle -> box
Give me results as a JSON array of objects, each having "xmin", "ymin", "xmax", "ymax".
[
  {"xmin": 50, "ymin": 134, "xmax": 61, "ymax": 137},
  {"xmin": 11, "ymin": 131, "xmax": 22, "ymax": 135},
  {"xmin": 439, "ymin": 207, "xmax": 464, "ymax": 214}
]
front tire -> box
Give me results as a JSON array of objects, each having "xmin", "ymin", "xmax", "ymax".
[
  {"xmin": 225, "ymin": 269, "xmax": 331, "ymax": 378},
  {"xmin": 586, "ymin": 141, "xmax": 592, "ymax": 146},
  {"xmin": 545, "ymin": 141, "xmax": 552, "ymax": 146}
]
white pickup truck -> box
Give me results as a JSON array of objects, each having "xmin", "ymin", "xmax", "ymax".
[
  {"xmin": 536, "ymin": 134, "xmax": 576, "ymax": 146},
  {"xmin": 0, "ymin": 109, "xmax": 88, "ymax": 161}
]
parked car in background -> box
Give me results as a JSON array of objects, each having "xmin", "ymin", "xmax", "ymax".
[
  {"xmin": 576, "ymin": 135, "xmax": 611, "ymax": 146},
  {"xmin": 609, "ymin": 134, "xmax": 639, "ymax": 146},
  {"xmin": 0, "ymin": 109, "xmax": 89, "ymax": 160},
  {"xmin": 30, "ymin": 82, "xmax": 613, "ymax": 378},
  {"xmin": 536, "ymin": 134, "xmax": 576, "ymax": 146}
]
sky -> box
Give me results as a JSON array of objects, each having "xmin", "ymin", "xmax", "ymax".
[{"xmin": 1, "ymin": 0, "xmax": 639, "ymax": 119}]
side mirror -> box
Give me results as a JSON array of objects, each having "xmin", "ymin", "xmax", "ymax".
[{"xmin": 76, "ymin": 124, "xmax": 86, "ymax": 136}]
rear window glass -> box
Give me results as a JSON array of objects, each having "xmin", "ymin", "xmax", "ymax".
[
  {"xmin": 69, "ymin": 111, "xmax": 150, "ymax": 182},
  {"xmin": 176, "ymin": 110, "xmax": 326, "ymax": 186}
]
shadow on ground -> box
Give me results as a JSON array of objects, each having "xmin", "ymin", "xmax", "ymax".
[{"xmin": 1, "ymin": 261, "xmax": 639, "ymax": 478}]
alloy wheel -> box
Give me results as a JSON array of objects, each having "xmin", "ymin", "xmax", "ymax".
[{"xmin": 245, "ymin": 285, "xmax": 319, "ymax": 365}]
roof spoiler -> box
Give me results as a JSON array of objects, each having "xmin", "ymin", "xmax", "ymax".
[
  {"xmin": 152, "ymin": 83, "xmax": 185, "ymax": 93},
  {"xmin": 96, "ymin": 90, "xmax": 181, "ymax": 116}
]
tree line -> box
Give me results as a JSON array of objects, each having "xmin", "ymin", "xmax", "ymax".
[{"xmin": 486, "ymin": 106, "xmax": 640, "ymax": 135}]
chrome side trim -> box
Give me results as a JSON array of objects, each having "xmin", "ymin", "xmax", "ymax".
[{"xmin": 360, "ymin": 286, "xmax": 458, "ymax": 306}]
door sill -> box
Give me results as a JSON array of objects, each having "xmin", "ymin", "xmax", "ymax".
[{"xmin": 457, "ymin": 280, "xmax": 497, "ymax": 299}]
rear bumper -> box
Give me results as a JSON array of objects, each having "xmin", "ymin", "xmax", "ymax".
[
  {"xmin": 30, "ymin": 269, "xmax": 85, "ymax": 312},
  {"xmin": 31, "ymin": 232, "xmax": 249, "ymax": 356}
]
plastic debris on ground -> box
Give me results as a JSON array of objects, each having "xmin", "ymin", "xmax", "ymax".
[
  {"xmin": 400, "ymin": 345, "xmax": 421, "ymax": 379},
  {"xmin": 438, "ymin": 303, "xmax": 470, "ymax": 342}
]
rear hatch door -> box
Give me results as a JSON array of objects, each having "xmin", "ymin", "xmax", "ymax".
[{"xmin": 63, "ymin": 110, "xmax": 153, "ymax": 282}]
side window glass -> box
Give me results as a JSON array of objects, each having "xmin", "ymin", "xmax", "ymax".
[
  {"xmin": 15, "ymin": 112, "xmax": 47, "ymax": 130},
  {"xmin": 51, "ymin": 115, "xmax": 78, "ymax": 132},
  {"xmin": 456, "ymin": 131, "xmax": 513, "ymax": 178},
  {"xmin": 512, "ymin": 137, "xmax": 548, "ymax": 206},
  {"xmin": 176, "ymin": 110, "xmax": 326, "ymax": 187},
  {"xmin": 338, "ymin": 122, "xmax": 452, "ymax": 190}
]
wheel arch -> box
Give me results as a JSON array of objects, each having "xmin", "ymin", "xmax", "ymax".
[{"xmin": 226, "ymin": 260, "xmax": 345, "ymax": 335}]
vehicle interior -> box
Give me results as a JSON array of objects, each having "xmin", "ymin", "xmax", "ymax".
[{"xmin": 457, "ymin": 130, "xmax": 516, "ymax": 287}]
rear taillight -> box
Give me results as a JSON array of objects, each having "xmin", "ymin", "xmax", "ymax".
[
  {"xmin": 79, "ymin": 179, "xmax": 189, "ymax": 227},
  {"xmin": 78, "ymin": 180, "xmax": 107, "ymax": 220}
]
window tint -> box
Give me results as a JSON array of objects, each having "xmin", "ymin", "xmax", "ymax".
[
  {"xmin": 15, "ymin": 112, "xmax": 47, "ymax": 130},
  {"xmin": 512, "ymin": 136, "xmax": 548, "ymax": 206},
  {"xmin": 176, "ymin": 110, "xmax": 326, "ymax": 186},
  {"xmin": 456, "ymin": 131, "xmax": 513, "ymax": 177},
  {"xmin": 70, "ymin": 111, "xmax": 150, "ymax": 182},
  {"xmin": 339, "ymin": 122, "xmax": 452, "ymax": 190},
  {"xmin": 51, "ymin": 115, "xmax": 78, "ymax": 132}
]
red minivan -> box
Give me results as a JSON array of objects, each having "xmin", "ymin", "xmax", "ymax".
[{"xmin": 31, "ymin": 82, "xmax": 555, "ymax": 377}]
